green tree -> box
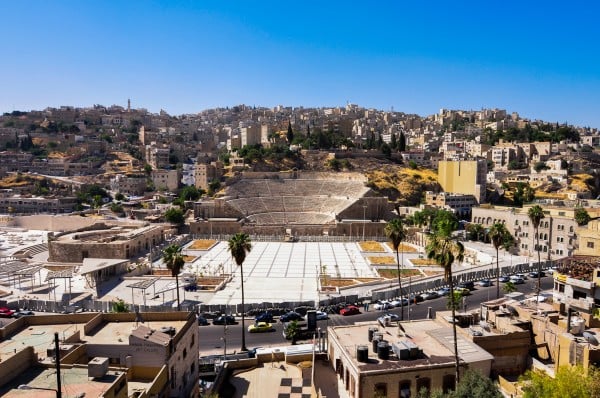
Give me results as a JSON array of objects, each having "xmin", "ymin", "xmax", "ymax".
[
  {"xmin": 228, "ymin": 232, "xmax": 252, "ymax": 352},
  {"xmin": 179, "ymin": 185, "xmax": 202, "ymax": 201},
  {"xmin": 528, "ymin": 205, "xmax": 545, "ymax": 302},
  {"xmin": 385, "ymin": 218, "xmax": 407, "ymax": 321},
  {"xmin": 575, "ymin": 207, "xmax": 591, "ymax": 226},
  {"xmin": 520, "ymin": 365, "xmax": 600, "ymax": 398},
  {"xmin": 426, "ymin": 218, "xmax": 464, "ymax": 383},
  {"xmin": 165, "ymin": 207, "xmax": 185, "ymax": 224},
  {"xmin": 533, "ymin": 161, "xmax": 549, "ymax": 173},
  {"xmin": 287, "ymin": 120, "xmax": 294, "ymax": 143},
  {"xmin": 285, "ymin": 320, "xmax": 300, "ymax": 344},
  {"xmin": 111, "ymin": 298, "xmax": 129, "ymax": 313},
  {"xmin": 488, "ymin": 223, "xmax": 512, "ymax": 299},
  {"xmin": 503, "ymin": 281, "xmax": 517, "ymax": 294},
  {"xmin": 451, "ymin": 369, "xmax": 503, "ymax": 398},
  {"xmin": 399, "ymin": 131, "xmax": 406, "ymax": 151},
  {"xmin": 162, "ymin": 244, "xmax": 184, "ymax": 310},
  {"xmin": 115, "ymin": 192, "xmax": 125, "ymax": 201}
]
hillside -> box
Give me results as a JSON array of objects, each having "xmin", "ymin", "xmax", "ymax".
[{"xmin": 366, "ymin": 165, "xmax": 440, "ymax": 206}]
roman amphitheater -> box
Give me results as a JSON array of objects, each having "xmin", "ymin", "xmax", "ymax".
[{"xmin": 192, "ymin": 171, "xmax": 394, "ymax": 237}]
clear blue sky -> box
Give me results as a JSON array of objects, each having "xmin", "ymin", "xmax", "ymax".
[{"xmin": 1, "ymin": 1, "xmax": 599, "ymax": 127}]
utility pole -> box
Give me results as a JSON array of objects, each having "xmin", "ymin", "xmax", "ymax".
[{"xmin": 54, "ymin": 332, "xmax": 62, "ymax": 398}]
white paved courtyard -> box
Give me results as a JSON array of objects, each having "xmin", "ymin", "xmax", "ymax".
[{"xmin": 185, "ymin": 241, "xmax": 380, "ymax": 305}]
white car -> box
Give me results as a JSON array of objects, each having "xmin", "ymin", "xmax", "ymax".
[
  {"xmin": 389, "ymin": 298, "xmax": 405, "ymax": 307},
  {"xmin": 421, "ymin": 291, "xmax": 439, "ymax": 300},
  {"xmin": 305, "ymin": 311, "xmax": 328, "ymax": 321},
  {"xmin": 373, "ymin": 300, "xmax": 391, "ymax": 310}
]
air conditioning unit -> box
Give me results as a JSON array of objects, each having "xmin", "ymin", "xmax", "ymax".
[{"xmin": 88, "ymin": 357, "xmax": 109, "ymax": 378}]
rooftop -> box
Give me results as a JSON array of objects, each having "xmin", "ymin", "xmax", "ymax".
[
  {"xmin": 0, "ymin": 366, "xmax": 123, "ymax": 398},
  {"xmin": 331, "ymin": 320, "xmax": 492, "ymax": 372}
]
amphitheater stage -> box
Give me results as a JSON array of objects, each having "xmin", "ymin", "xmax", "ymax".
[{"xmin": 186, "ymin": 241, "xmax": 380, "ymax": 305}]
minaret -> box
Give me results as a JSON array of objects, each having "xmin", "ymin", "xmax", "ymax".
[{"xmin": 127, "ymin": 98, "xmax": 131, "ymax": 112}]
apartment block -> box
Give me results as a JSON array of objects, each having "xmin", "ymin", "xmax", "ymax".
[{"xmin": 437, "ymin": 159, "xmax": 487, "ymax": 204}]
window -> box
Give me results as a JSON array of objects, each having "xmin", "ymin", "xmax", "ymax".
[
  {"xmin": 588, "ymin": 242, "xmax": 595, "ymax": 249},
  {"xmin": 374, "ymin": 383, "xmax": 387, "ymax": 397},
  {"xmin": 400, "ymin": 381, "xmax": 411, "ymax": 398},
  {"xmin": 442, "ymin": 375, "xmax": 456, "ymax": 393},
  {"xmin": 416, "ymin": 378, "xmax": 431, "ymax": 395}
]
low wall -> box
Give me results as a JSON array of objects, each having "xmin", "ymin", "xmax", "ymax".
[{"xmin": 0, "ymin": 346, "xmax": 36, "ymax": 388}]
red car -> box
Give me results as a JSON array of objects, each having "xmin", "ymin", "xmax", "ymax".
[
  {"xmin": 0, "ymin": 307, "xmax": 15, "ymax": 318},
  {"xmin": 340, "ymin": 305, "xmax": 360, "ymax": 316}
]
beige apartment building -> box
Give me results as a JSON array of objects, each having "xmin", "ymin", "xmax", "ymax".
[
  {"xmin": 471, "ymin": 204, "xmax": 581, "ymax": 258},
  {"xmin": 152, "ymin": 169, "xmax": 181, "ymax": 192},
  {"xmin": 425, "ymin": 191, "xmax": 478, "ymax": 217},
  {"xmin": 437, "ymin": 159, "xmax": 487, "ymax": 204}
]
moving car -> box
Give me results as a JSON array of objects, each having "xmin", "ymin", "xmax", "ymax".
[
  {"xmin": 197, "ymin": 315, "xmax": 209, "ymax": 326},
  {"xmin": 478, "ymin": 279, "xmax": 492, "ymax": 287},
  {"xmin": 255, "ymin": 312, "xmax": 274, "ymax": 323},
  {"xmin": 436, "ymin": 287, "xmax": 451, "ymax": 296},
  {"xmin": 458, "ymin": 281, "xmax": 475, "ymax": 290},
  {"xmin": 421, "ymin": 291, "xmax": 439, "ymax": 300},
  {"xmin": 390, "ymin": 298, "xmax": 408, "ymax": 307},
  {"xmin": 340, "ymin": 305, "xmax": 360, "ymax": 316},
  {"xmin": 280, "ymin": 311, "xmax": 303, "ymax": 322},
  {"xmin": 499, "ymin": 276, "xmax": 511, "ymax": 283},
  {"xmin": 453, "ymin": 287, "xmax": 470, "ymax": 296},
  {"xmin": 529, "ymin": 271, "xmax": 545, "ymax": 278},
  {"xmin": 305, "ymin": 311, "xmax": 328, "ymax": 321},
  {"xmin": 212, "ymin": 315, "xmax": 236, "ymax": 325},
  {"xmin": 248, "ymin": 322, "xmax": 274, "ymax": 333},
  {"xmin": 510, "ymin": 275, "xmax": 525, "ymax": 284}
]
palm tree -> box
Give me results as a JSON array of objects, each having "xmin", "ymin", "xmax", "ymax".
[
  {"xmin": 385, "ymin": 218, "xmax": 407, "ymax": 320},
  {"xmin": 528, "ymin": 205, "xmax": 545, "ymax": 302},
  {"xmin": 488, "ymin": 223, "xmax": 512, "ymax": 299},
  {"xmin": 426, "ymin": 218, "xmax": 464, "ymax": 384},
  {"xmin": 228, "ymin": 232, "xmax": 252, "ymax": 352},
  {"xmin": 162, "ymin": 244, "xmax": 185, "ymax": 311}
]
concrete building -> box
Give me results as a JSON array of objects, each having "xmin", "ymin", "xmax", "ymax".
[
  {"xmin": 576, "ymin": 220, "xmax": 600, "ymax": 256},
  {"xmin": 110, "ymin": 174, "xmax": 147, "ymax": 196},
  {"xmin": 0, "ymin": 194, "xmax": 77, "ymax": 214},
  {"xmin": 151, "ymin": 169, "xmax": 180, "ymax": 192},
  {"xmin": 471, "ymin": 204, "xmax": 579, "ymax": 258},
  {"xmin": 327, "ymin": 319, "xmax": 493, "ymax": 398},
  {"xmin": 48, "ymin": 223, "xmax": 171, "ymax": 262},
  {"xmin": 437, "ymin": 159, "xmax": 487, "ymax": 204},
  {"xmin": 425, "ymin": 191, "xmax": 478, "ymax": 218},
  {"xmin": 194, "ymin": 161, "xmax": 223, "ymax": 191},
  {"xmin": 145, "ymin": 142, "xmax": 170, "ymax": 169},
  {"xmin": 0, "ymin": 311, "xmax": 199, "ymax": 398}
]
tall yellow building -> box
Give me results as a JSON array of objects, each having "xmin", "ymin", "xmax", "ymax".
[{"xmin": 437, "ymin": 159, "xmax": 487, "ymax": 203}]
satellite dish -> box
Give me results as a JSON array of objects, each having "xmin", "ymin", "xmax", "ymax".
[{"xmin": 583, "ymin": 331, "xmax": 599, "ymax": 346}]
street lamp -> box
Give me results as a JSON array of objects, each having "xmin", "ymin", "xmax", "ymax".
[{"xmin": 362, "ymin": 205, "xmax": 367, "ymax": 241}]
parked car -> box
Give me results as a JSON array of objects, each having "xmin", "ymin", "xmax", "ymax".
[
  {"xmin": 408, "ymin": 293, "xmax": 424, "ymax": 303},
  {"xmin": 382, "ymin": 313, "xmax": 400, "ymax": 322},
  {"xmin": 306, "ymin": 311, "xmax": 328, "ymax": 321},
  {"xmin": 340, "ymin": 305, "xmax": 361, "ymax": 316},
  {"xmin": 197, "ymin": 315, "xmax": 209, "ymax": 326},
  {"xmin": 15, "ymin": 310, "xmax": 35, "ymax": 318},
  {"xmin": 478, "ymin": 279, "xmax": 492, "ymax": 287},
  {"xmin": 373, "ymin": 300, "xmax": 391, "ymax": 311},
  {"xmin": 212, "ymin": 315, "xmax": 236, "ymax": 325},
  {"xmin": 515, "ymin": 273, "xmax": 527, "ymax": 280},
  {"xmin": 248, "ymin": 322, "xmax": 274, "ymax": 333},
  {"xmin": 499, "ymin": 276, "xmax": 511, "ymax": 283},
  {"xmin": 529, "ymin": 271, "xmax": 545, "ymax": 278},
  {"xmin": 280, "ymin": 311, "xmax": 303, "ymax": 322},
  {"xmin": 453, "ymin": 287, "xmax": 470, "ymax": 296},
  {"xmin": 458, "ymin": 281, "xmax": 475, "ymax": 290},
  {"xmin": 510, "ymin": 276, "xmax": 525, "ymax": 285},
  {"xmin": 436, "ymin": 287, "xmax": 451, "ymax": 296},
  {"xmin": 255, "ymin": 312, "xmax": 274, "ymax": 323},
  {"xmin": 390, "ymin": 298, "xmax": 408, "ymax": 307},
  {"xmin": 421, "ymin": 291, "xmax": 439, "ymax": 300},
  {"xmin": 0, "ymin": 307, "xmax": 14, "ymax": 318}
]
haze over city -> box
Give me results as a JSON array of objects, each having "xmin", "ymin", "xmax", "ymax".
[{"xmin": 1, "ymin": 1, "xmax": 599, "ymax": 127}]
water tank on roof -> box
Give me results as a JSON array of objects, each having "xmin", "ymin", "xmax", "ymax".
[
  {"xmin": 377, "ymin": 341, "xmax": 390, "ymax": 360},
  {"xmin": 368, "ymin": 327, "xmax": 378, "ymax": 342},
  {"xmin": 583, "ymin": 331, "xmax": 599, "ymax": 346},
  {"xmin": 372, "ymin": 333, "xmax": 383, "ymax": 352},
  {"xmin": 356, "ymin": 345, "xmax": 369, "ymax": 362}
]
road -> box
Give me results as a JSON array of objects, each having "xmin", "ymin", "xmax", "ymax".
[{"xmin": 199, "ymin": 276, "xmax": 554, "ymax": 355}]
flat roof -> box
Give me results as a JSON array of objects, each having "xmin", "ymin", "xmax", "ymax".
[
  {"xmin": 84, "ymin": 319, "xmax": 189, "ymax": 344},
  {"xmin": 0, "ymin": 366, "xmax": 122, "ymax": 397},
  {"xmin": 79, "ymin": 258, "xmax": 129, "ymax": 275},
  {"xmin": 0, "ymin": 322, "xmax": 88, "ymax": 361},
  {"xmin": 331, "ymin": 320, "xmax": 492, "ymax": 371}
]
